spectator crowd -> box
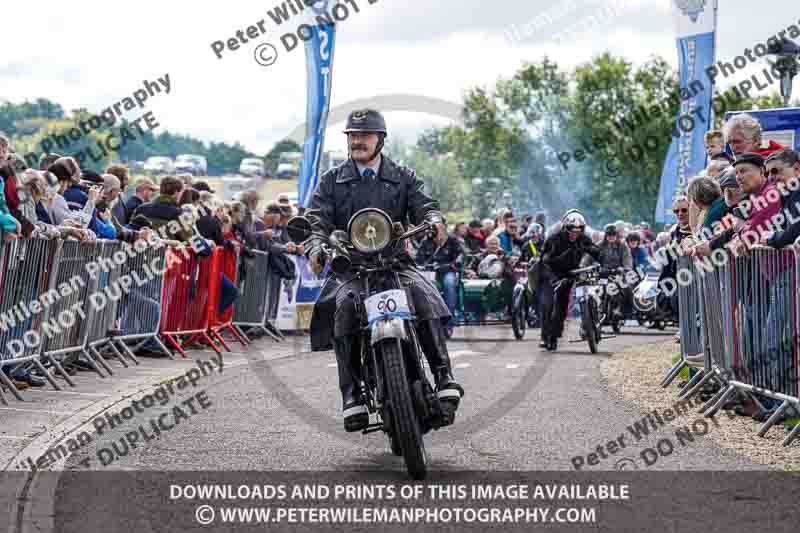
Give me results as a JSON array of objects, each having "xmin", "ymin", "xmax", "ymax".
[{"xmin": 0, "ymin": 138, "xmax": 302, "ymax": 389}]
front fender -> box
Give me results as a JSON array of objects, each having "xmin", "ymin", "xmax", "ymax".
[
  {"xmin": 370, "ymin": 316, "xmax": 409, "ymax": 346},
  {"xmin": 512, "ymin": 283, "xmax": 527, "ymax": 309}
]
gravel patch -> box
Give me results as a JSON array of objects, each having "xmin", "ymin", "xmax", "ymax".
[{"xmin": 601, "ymin": 340, "xmax": 800, "ymax": 470}]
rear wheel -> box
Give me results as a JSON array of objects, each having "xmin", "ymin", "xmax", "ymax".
[
  {"xmin": 581, "ymin": 300, "xmax": 598, "ymax": 354},
  {"xmin": 381, "ymin": 339, "xmax": 428, "ymax": 479}
]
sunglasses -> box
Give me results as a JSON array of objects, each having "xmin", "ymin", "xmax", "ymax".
[
  {"xmin": 565, "ymin": 225, "xmax": 584, "ymax": 232},
  {"xmin": 673, "ymin": 208, "xmax": 688, "ymax": 214}
]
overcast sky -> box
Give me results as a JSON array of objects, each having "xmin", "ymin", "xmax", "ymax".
[{"xmin": 2, "ymin": 0, "xmax": 796, "ymax": 155}]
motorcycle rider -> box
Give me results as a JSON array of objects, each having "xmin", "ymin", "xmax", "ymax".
[
  {"xmin": 539, "ymin": 210, "xmax": 602, "ymax": 351},
  {"xmin": 598, "ymin": 224, "xmax": 633, "ymax": 270},
  {"xmin": 598, "ymin": 224, "xmax": 633, "ymax": 322},
  {"xmin": 305, "ymin": 109, "xmax": 464, "ymax": 432}
]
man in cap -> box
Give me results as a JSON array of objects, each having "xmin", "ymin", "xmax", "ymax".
[
  {"xmin": 305, "ymin": 109, "xmax": 464, "ymax": 432},
  {"xmin": 728, "ymin": 153, "xmax": 782, "ymax": 253},
  {"xmin": 193, "ymin": 181, "xmax": 215, "ymax": 194},
  {"xmin": 124, "ymin": 177, "xmax": 159, "ymax": 225}
]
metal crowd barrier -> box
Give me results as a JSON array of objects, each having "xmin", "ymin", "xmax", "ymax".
[
  {"xmin": 0, "ymin": 239, "xmax": 64, "ymax": 402},
  {"xmin": 208, "ymin": 247, "xmax": 248, "ymax": 350},
  {"xmin": 159, "ymin": 246, "xmax": 222, "ymax": 357},
  {"xmin": 114, "ymin": 242, "xmax": 170, "ymax": 361},
  {"xmin": 40, "ymin": 240, "xmax": 112, "ymax": 379},
  {"xmin": 232, "ymin": 250, "xmax": 281, "ymax": 341},
  {"xmin": 0, "ymin": 235, "xmax": 290, "ymax": 403},
  {"xmin": 661, "ymin": 256, "xmax": 703, "ymax": 388},
  {"xmin": 702, "ymin": 248, "xmax": 800, "ymax": 444},
  {"xmin": 678, "ymin": 258, "xmax": 733, "ymax": 405},
  {"xmin": 84, "ymin": 241, "xmax": 138, "ymax": 368}
]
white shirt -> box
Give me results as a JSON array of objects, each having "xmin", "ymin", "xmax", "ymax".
[{"xmin": 355, "ymin": 155, "xmax": 381, "ymax": 179}]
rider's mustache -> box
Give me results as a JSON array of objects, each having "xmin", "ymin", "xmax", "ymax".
[{"xmin": 351, "ymin": 144, "xmax": 368, "ymax": 151}]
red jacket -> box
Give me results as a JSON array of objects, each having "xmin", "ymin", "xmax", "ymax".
[
  {"xmin": 3, "ymin": 174, "xmax": 18, "ymax": 211},
  {"xmin": 737, "ymin": 180, "xmax": 782, "ymax": 239},
  {"xmin": 754, "ymin": 140, "xmax": 784, "ymax": 158}
]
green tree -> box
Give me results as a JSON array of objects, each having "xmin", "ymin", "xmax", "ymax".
[{"xmin": 264, "ymin": 139, "xmax": 302, "ymax": 174}]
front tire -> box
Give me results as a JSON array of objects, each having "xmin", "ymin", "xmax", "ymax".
[
  {"xmin": 381, "ymin": 339, "xmax": 428, "ymax": 480},
  {"xmin": 581, "ymin": 300, "xmax": 598, "ymax": 354},
  {"xmin": 511, "ymin": 297, "xmax": 527, "ymax": 340}
]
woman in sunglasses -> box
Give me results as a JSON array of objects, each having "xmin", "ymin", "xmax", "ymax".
[
  {"xmin": 538, "ymin": 209, "xmax": 602, "ymax": 351},
  {"xmin": 655, "ymin": 196, "xmax": 693, "ymax": 318}
]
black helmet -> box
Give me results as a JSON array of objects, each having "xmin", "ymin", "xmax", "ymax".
[
  {"xmin": 604, "ymin": 224, "xmax": 618, "ymax": 236},
  {"xmin": 343, "ymin": 109, "xmax": 387, "ymax": 135}
]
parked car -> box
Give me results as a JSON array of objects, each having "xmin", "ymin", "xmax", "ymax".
[
  {"xmin": 239, "ymin": 158, "xmax": 266, "ymax": 177},
  {"xmin": 174, "ymin": 154, "xmax": 207, "ymax": 176},
  {"xmin": 143, "ymin": 156, "xmax": 174, "ymax": 176},
  {"xmin": 221, "ymin": 176, "xmax": 255, "ymax": 201},
  {"xmin": 276, "ymin": 162, "xmax": 296, "ymax": 179}
]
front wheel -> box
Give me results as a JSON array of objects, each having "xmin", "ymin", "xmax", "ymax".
[
  {"xmin": 381, "ymin": 339, "xmax": 428, "ymax": 480},
  {"xmin": 511, "ymin": 294, "xmax": 527, "ymax": 340},
  {"xmin": 581, "ymin": 299, "xmax": 598, "ymax": 354}
]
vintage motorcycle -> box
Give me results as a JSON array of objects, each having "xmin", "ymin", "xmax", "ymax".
[
  {"xmin": 557, "ymin": 265, "xmax": 603, "ymax": 353},
  {"xmin": 288, "ymin": 208, "xmax": 451, "ymax": 480}
]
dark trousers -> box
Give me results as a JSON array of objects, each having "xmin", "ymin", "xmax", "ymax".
[
  {"xmin": 540, "ymin": 269, "xmax": 573, "ymax": 341},
  {"xmin": 335, "ymin": 319, "xmax": 452, "ymax": 405}
]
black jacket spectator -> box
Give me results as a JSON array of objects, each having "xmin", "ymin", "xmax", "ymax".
[
  {"xmin": 196, "ymin": 205, "xmax": 225, "ymax": 246},
  {"xmin": 124, "ymin": 196, "xmax": 144, "ymax": 223},
  {"xmin": 767, "ymin": 186, "xmax": 800, "ymax": 248},
  {"xmin": 416, "ymin": 235, "xmax": 463, "ymax": 273}
]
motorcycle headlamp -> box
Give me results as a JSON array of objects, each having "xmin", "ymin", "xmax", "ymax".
[{"xmin": 348, "ymin": 208, "xmax": 392, "ymax": 254}]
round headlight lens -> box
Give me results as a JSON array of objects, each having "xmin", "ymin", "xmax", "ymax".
[{"xmin": 349, "ymin": 208, "xmax": 392, "ymax": 254}]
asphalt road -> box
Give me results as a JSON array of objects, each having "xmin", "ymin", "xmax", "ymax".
[{"xmin": 62, "ymin": 323, "xmax": 761, "ymax": 473}]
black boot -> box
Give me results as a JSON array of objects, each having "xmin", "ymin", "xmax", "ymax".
[
  {"xmin": 546, "ymin": 336, "xmax": 558, "ymax": 351},
  {"xmin": 334, "ymin": 335, "xmax": 368, "ymax": 432},
  {"xmin": 417, "ymin": 320, "xmax": 464, "ymax": 425}
]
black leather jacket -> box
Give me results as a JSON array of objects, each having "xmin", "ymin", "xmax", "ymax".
[
  {"xmin": 541, "ymin": 231, "xmax": 602, "ymax": 278},
  {"xmin": 306, "ymin": 156, "xmax": 448, "ymax": 351},
  {"xmin": 305, "ymin": 156, "xmax": 442, "ymax": 258}
]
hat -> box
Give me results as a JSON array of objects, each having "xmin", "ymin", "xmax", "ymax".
[
  {"xmin": 711, "ymin": 152, "xmax": 735, "ymax": 164},
  {"xmin": 468, "ymin": 220, "xmax": 482, "ymax": 229},
  {"xmin": 277, "ymin": 193, "xmax": 290, "ymax": 204},
  {"xmin": 719, "ymin": 168, "xmax": 739, "ymax": 190},
  {"xmin": 733, "ymin": 152, "xmax": 765, "ymax": 169},
  {"xmin": 81, "ymin": 169, "xmax": 104, "ymax": 184},
  {"xmin": 134, "ymin": 177, "xmax": 158, "ymax": 191},
  {"xmin": 193, "ymin": 181, "xmax": 215, "ymax": 193},
  {"xmin": 343, "ymin": 109, "xmax": 387, "ymax": 135}
]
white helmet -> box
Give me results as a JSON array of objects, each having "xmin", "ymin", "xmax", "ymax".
[{"xmin": 561, "ymin": 209, "xmax": 586, "ymax": 231}]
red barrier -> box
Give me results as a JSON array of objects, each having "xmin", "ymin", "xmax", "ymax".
[
  {"xmin": 159, "ymin": 246, "xmax": 221, "ymax": 357},
  {"xmin": 206, "ymin": 247, "xmax": 248, "ymax": 350}
]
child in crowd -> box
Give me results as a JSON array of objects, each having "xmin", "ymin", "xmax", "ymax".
[{"xmin": 704, "ymin": 130, "xmax": 726, "ymax": 159}]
